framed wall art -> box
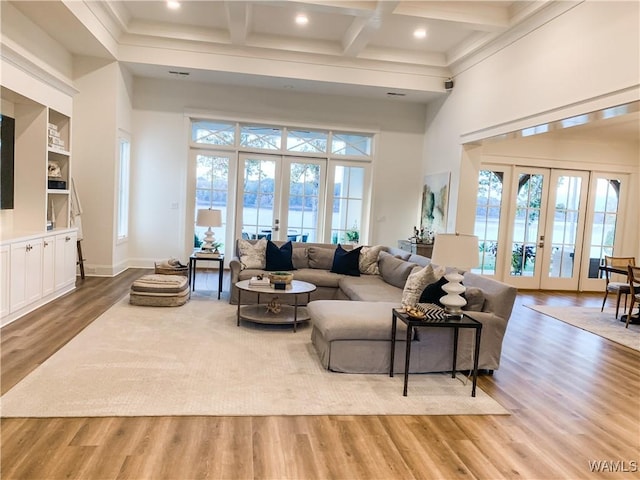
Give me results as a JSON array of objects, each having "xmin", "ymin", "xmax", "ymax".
[{"xmin": 420, "ymin": 172, "xmax": 450, "ymax": 235}]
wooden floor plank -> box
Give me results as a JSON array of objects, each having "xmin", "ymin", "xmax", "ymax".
[{"xmin": 1, "ymin": 270, "xmax": 639, "ymax": 479}]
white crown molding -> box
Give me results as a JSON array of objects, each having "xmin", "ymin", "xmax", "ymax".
[{"xmin": 1, "ymin": 38, "xmax": 78, "ymax": 97}]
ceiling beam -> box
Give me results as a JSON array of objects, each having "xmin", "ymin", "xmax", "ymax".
[
  {"xmin": 225, "ymin": 1, "xmax": 251, "ymax": 45},
  {"xmin": 394, "ymin": 1, "xmax": 510, "ymax": 33},
  {"xmin": 341, "ymin": 1, "xmax": 399, "ymax": 57}
]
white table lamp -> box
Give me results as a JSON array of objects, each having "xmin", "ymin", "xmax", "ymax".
[
  {"xmin": 196, "ymin": 208, "xmax": 222, "ymax": 252},
  {"xmin": 431, "ymin": 233, "xmax": 480, "ymax": 316}
]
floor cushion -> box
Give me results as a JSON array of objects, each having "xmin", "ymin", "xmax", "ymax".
[{"xmin": 129, "ymin": 274, "xmax": 190, "ymax": 307}]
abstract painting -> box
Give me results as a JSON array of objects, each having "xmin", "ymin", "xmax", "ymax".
[{"xmin": 421, "ymin": 172, "xmax": 450, "ymax": 234}]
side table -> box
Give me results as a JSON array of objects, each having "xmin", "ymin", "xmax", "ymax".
[
  {"xmin": 189, "ymin": 254, "xmax": 224, "ymax": 299},
  {"xmin": 389, "ymin": 309, "xmax": 482, "ymax": 397}
]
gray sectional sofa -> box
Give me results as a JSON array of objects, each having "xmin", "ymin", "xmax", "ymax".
[{"xmin": 229, "ymin": 239, "xmax": 517, "ymax": 374}]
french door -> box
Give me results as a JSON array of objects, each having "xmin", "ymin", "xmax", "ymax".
[
  {"xmin": 505, "ymin": 168, "xmax": 589, "ymax": 290},
  {"xmin": 235, "ymin": 153, "xmax": 326, "ymax": 243}
]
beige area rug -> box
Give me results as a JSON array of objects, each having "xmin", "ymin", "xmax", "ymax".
[
  {"xmin": 527, "ymin": 305, "xmax": 640, "ymax": 352},
  {"xmin": 0, "ymin": 295, "xmax": 508, "ymax": 418}
]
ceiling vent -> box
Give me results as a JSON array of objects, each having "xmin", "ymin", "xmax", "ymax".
[{"xmin": 169, "ymin": 70, "xmax": 190, "ymax": 77}]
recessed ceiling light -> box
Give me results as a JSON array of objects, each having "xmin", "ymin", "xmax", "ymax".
[
  {"xmin": 413, "ymin": 28, "xmax": 427, "ymax": 39},
  {"xmin": 167, "ymin": 1, "xmax": 181, "ymax": 10},
  {"xmin": 295, "ymin": 14, "xmax": 309, "ymax": 25}
]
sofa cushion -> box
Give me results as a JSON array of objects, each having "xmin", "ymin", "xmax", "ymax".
[
  {"xmin": 401, "ymin": 263, "xmax": 445, "ymax": 306},
  {"xmin": 463, "ymin": 287, "xmax": 485, "ymax": 312},
  {"xmin": 331, "ymin": 245, "xmax": 362, "ymax": 276},
  {"xmin": 339, "ymin": 275, "xmax": 403, "ymax": 302},
  {"xmin": 238, "ymin": 238, "xmax": 267, "ymax": 270},
  {"xmin": 292, "ymin": 247, "xmax": 309, "ymax": 269},
  {"xmin": 308, "ymin": 246, "xmax": 336, "ymax": 270},
  {"xmin": 359, "ymin": 245, "xmax": 383, "ymax": 275},
  {"xmin": 378, "ymin": 251, "xmax": 417, "ymax": 289},
  {"xmin": 265, "ymin": 240, "xmax": 295, "ymax": 271}
]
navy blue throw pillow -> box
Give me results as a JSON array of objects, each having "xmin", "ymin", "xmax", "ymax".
[
  {"xmin": 418, "ymin": 275, "xmax": 448, "ymax": 305},
  {"xmin": 265, "ymin": 241, "xmax": 295, "ymax": 271},
  {"xmin": 330, "ymin": 244, "xmax": 362, "ymax": 276}
]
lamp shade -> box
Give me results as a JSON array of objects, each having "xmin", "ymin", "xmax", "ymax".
[
  {"xmin": 196, "ymin": 208, "xmax": 222, "ymax": 228},
  {"xmin": 431, "ymin": 233, "xmax": 479, "ymax": 270}
]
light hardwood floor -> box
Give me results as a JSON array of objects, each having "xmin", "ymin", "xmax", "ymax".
[{"xmin": 2, "ymin": 270, "xmax": 639, "ymax": 479}]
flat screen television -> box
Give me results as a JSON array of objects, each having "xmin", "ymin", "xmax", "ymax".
[{"xmin": 1, "ymin": 114, "xmax": 15, "ymax": 210}]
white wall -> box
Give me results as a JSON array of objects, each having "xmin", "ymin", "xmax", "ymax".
[
  {"xmin": 129, "ymin": 77, "xmax": 427, "ymax": 265},
  {"xmin": 423, "ymin": 0, "xmax": 640, "ymax": 258}
]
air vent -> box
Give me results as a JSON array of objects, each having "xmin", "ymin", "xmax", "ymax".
[
  {"xmin": 386, "ymin": 92, "xmax": 406, "ymax": 97},
  {"xmin": 168, "ymin": 71, "xmax": 190, "ymax": 76}
]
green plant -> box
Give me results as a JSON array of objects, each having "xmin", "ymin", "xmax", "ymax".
[{"xmin": 194, "ymin": 233, "xmax": 202, "ymax": 248}]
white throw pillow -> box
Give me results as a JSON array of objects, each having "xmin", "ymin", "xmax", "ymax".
[
  {"xmin": 238, "ymin": 238, "xmax": 267, "ymax": 270},
  {"xmin": 359, "ymin": 245, "xmax": 384, "ymax": 275},
  {"xmin": 401, "ymin": 263, "xmax": 446, "ymax": 306}
]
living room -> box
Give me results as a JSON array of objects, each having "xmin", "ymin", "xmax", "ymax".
[{"xmin": 1, "ymin": 1, "xmax": 639, "ymax": 478}]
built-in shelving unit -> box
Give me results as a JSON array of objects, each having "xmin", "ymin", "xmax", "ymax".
[{"xmin": 1, "ymin": 86, "xmax": 76, "ymax": 326}]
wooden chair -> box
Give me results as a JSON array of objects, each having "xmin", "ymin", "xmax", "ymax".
[
  {"xmin": 626, "ymin": 265, "xmax": 640, "ymax": 328},
  {"xmin": 601, "ymin": 256, "xmax": 635, "ymax": 318}
]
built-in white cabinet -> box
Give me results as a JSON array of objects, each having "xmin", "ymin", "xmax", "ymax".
[
  {"xmin": 0, "ymin": 245, "xmax": 9, "ymax": 318},
  {"xmin": 1, "ymin": 229, "xmax": 77, "ymax": 326},
  {"xmin": 54, "ymin": 231, "xmax": 77, "ymax": 291},
  {"xmin": 10, "ymin": 238, "xmax": 43, "ymax": 313}
]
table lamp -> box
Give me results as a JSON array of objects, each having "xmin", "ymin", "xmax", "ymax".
[
  {"xmin": 431, "ymin": 233, "xmax": 480, "ymax": 316},
  {"xmin": 196, "ymin": 208, "xmax": 222, "ymax": 252}
]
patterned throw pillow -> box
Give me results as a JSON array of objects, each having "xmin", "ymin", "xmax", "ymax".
[
  {"xmin": 359, "ymin": 245, "xmax": 384, "ymax": 275},
  {"xmin": 238, "ymin": 238, "xmax": 267, "ymax": 270},
  {"xmin": 402, "ymin": 263, "xmax": 446, "ymax": 306}
]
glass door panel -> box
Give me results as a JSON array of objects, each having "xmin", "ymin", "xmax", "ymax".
[
  {"xmin": 473, "ymin": 169, "xmax": 505, "ymax": 276},
  {"xmin": 506, "ymin": 168, "xmax": 550, "ymax": 289},
  {"xmin": 540, "ymin": 170, "xmax": 589, "ymax": 290},
  {"xmin": 236, "ymin": 154, "xmax": 280, "ymax": 241},
  {"xmin": 195, "ymin": 153, "xmax": 231, "ymax": 254},
  {"xmin": 283, "ymin": 159, "xmax": 324, "ymax": 243}
]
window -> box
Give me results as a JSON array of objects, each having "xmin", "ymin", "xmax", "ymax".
[
  {"xmin": 117, "ymin": 135, "xmax": 130, "ymax": 241},
  {"xmin": 240, "ymin": 125, "xmax": 282, "ymax": 150},
  {"xmin": 474, "ymin": 170, "xmax": 504, "ymax": 275},
  {"xmin": 286, "ymin": 130, "xmax": 327, "ymax": 153},
  {"xmin": 195, "ymin": 153, "xmax": 230, "ymax": 249},
  {"xmin": 329, "ymin": 165, "xmax": 365, "ymax": 244},
  {"xmin": 331, "ymin": 132, "xmax": 372, "ymax": 156},
  {"xmin": 192, "ymin": 120, "xmax": 235, "ymax": 146}
]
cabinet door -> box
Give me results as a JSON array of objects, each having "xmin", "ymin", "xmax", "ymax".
[
  {"xmin": 42, "ymin": 236, "xmax": 55, "ymax": 296},
  {"xmin": 55, "ymin": 232, "xmax": 77, "ymax": 290},
  {"xmin": 0, "ymin": 245, "xmax": 9, "ymax": 317},
  {"xmin": 10, "ymin": 239, "xmax": 43, "ymax": 312}
]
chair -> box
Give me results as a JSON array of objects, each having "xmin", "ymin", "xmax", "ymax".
[
  {"xmin": 626, "ymin": 265, "xmax": 640, "ymax": 328},
  {"xmin": 601, "ymin": 256, "xmax": 635, "ymax": 318}
]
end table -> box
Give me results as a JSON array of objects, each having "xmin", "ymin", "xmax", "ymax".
[{"xmin": 189, "ymin": 254, "xmax": 224, "ymax": 299}]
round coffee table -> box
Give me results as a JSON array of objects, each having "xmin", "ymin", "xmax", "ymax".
[{"xmin": 235, "ymin": 279, "xmax": 317, "ymax": 332}]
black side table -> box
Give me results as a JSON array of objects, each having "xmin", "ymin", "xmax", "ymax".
[
  {"xmin": 389, "ymin": 309, "xmax": 482, "ymax": 397},
  {"xmin": 189, "ymin": 254, "xmax": 224, "ymax": 299}
]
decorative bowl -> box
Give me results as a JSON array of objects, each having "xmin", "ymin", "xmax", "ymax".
[{"xmin": 268, "ymin": 272, "xmax": 294, "ymax": 285}]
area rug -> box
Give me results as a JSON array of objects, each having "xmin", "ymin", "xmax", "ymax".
[
  {"xmin": 527, "ymin": 305, "xmax": 640, "ymax": 352},
  {"xmin": 0, "ymin": 295, "xmax": 507, "ymax": 418}
]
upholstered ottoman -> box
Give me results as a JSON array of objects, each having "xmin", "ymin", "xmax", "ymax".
[{"xmin": 130, "ymin": 274, "xmax": 190, "ymax": 307}]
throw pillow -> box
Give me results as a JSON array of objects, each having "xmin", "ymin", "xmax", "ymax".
[
  {"xmin": 359, "ymin": 245, "xmax": 384, "ymax": 275},
  {"xmin": 330, "ymin": 244, "xmax": 362, "ymax": 276},
  {"xmin": 238, "ymin": 238, "xmax": 267, "ymax": 270},
  {"xmin": 378, "ymin": 251, "xmax": 418, "ymax": 289},
  {"xmin": 265, "ymin": 241, "xmax": 295, "ymax": 271},
  {"xmin": 418, "ymin": 275, "xmax": 449, "ymax": 305},
  {"xmin": 401, "ymin": 263, "xmax": 446, "ymax": 306}
]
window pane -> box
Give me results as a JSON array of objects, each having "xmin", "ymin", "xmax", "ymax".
[
  {"xmin": 192, "ymin": 120, "xmax": 235, "ymax": 146},
  {"xmin": 330, "ymin": 165, "xmax": 364, "ymax": 244},
  {"xmin": 331, "ymin": 133, "xmax": 372, "ymax": 156},
  {"xmin": 287, "ymin": 130, "xmax": 327, "ymax": 153},
  {"xmin": 117, "ymin": 138, "xmax": 130, "ymax": 239},
  {"xmin": 473, "ymin": 170, "xmax": 502, "ymax": 275},
  {"xmin": 587, "ymin": 178, "xmax": 621, "ymax": 278},
  {"xmin": 240, "ymin": 125, "xmax": 281, "ymax": 150}
]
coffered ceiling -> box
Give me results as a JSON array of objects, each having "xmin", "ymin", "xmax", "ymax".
[{"xmin": 10, "ymin": 0, "xmax": 553, "ymax": 102}]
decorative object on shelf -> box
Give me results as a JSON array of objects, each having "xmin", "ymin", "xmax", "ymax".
[
  {"xmin": 266, "ymin": 297, "xmax": 282, "ymax": 314},
  {"xmin": 47, "ymin": 123, "xmax": 66, "ymax": 151},
  {"xmin": 431, "ymin": 233, "xmax": 479, "ymax": 317},
  {"xmin": 48, "ymin": 160, "xmax": 62, "ymax": 178},
  {"xmin": 196, "ymin": 208, "xmax": 222, "ymax": 254},
  {"xmin": 421, "ymin": 172, "xmax": 450, "ymax": 236},
  {"xmin": 268, "ymin": 272, "xmax": 294, "ymax": 285}
]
